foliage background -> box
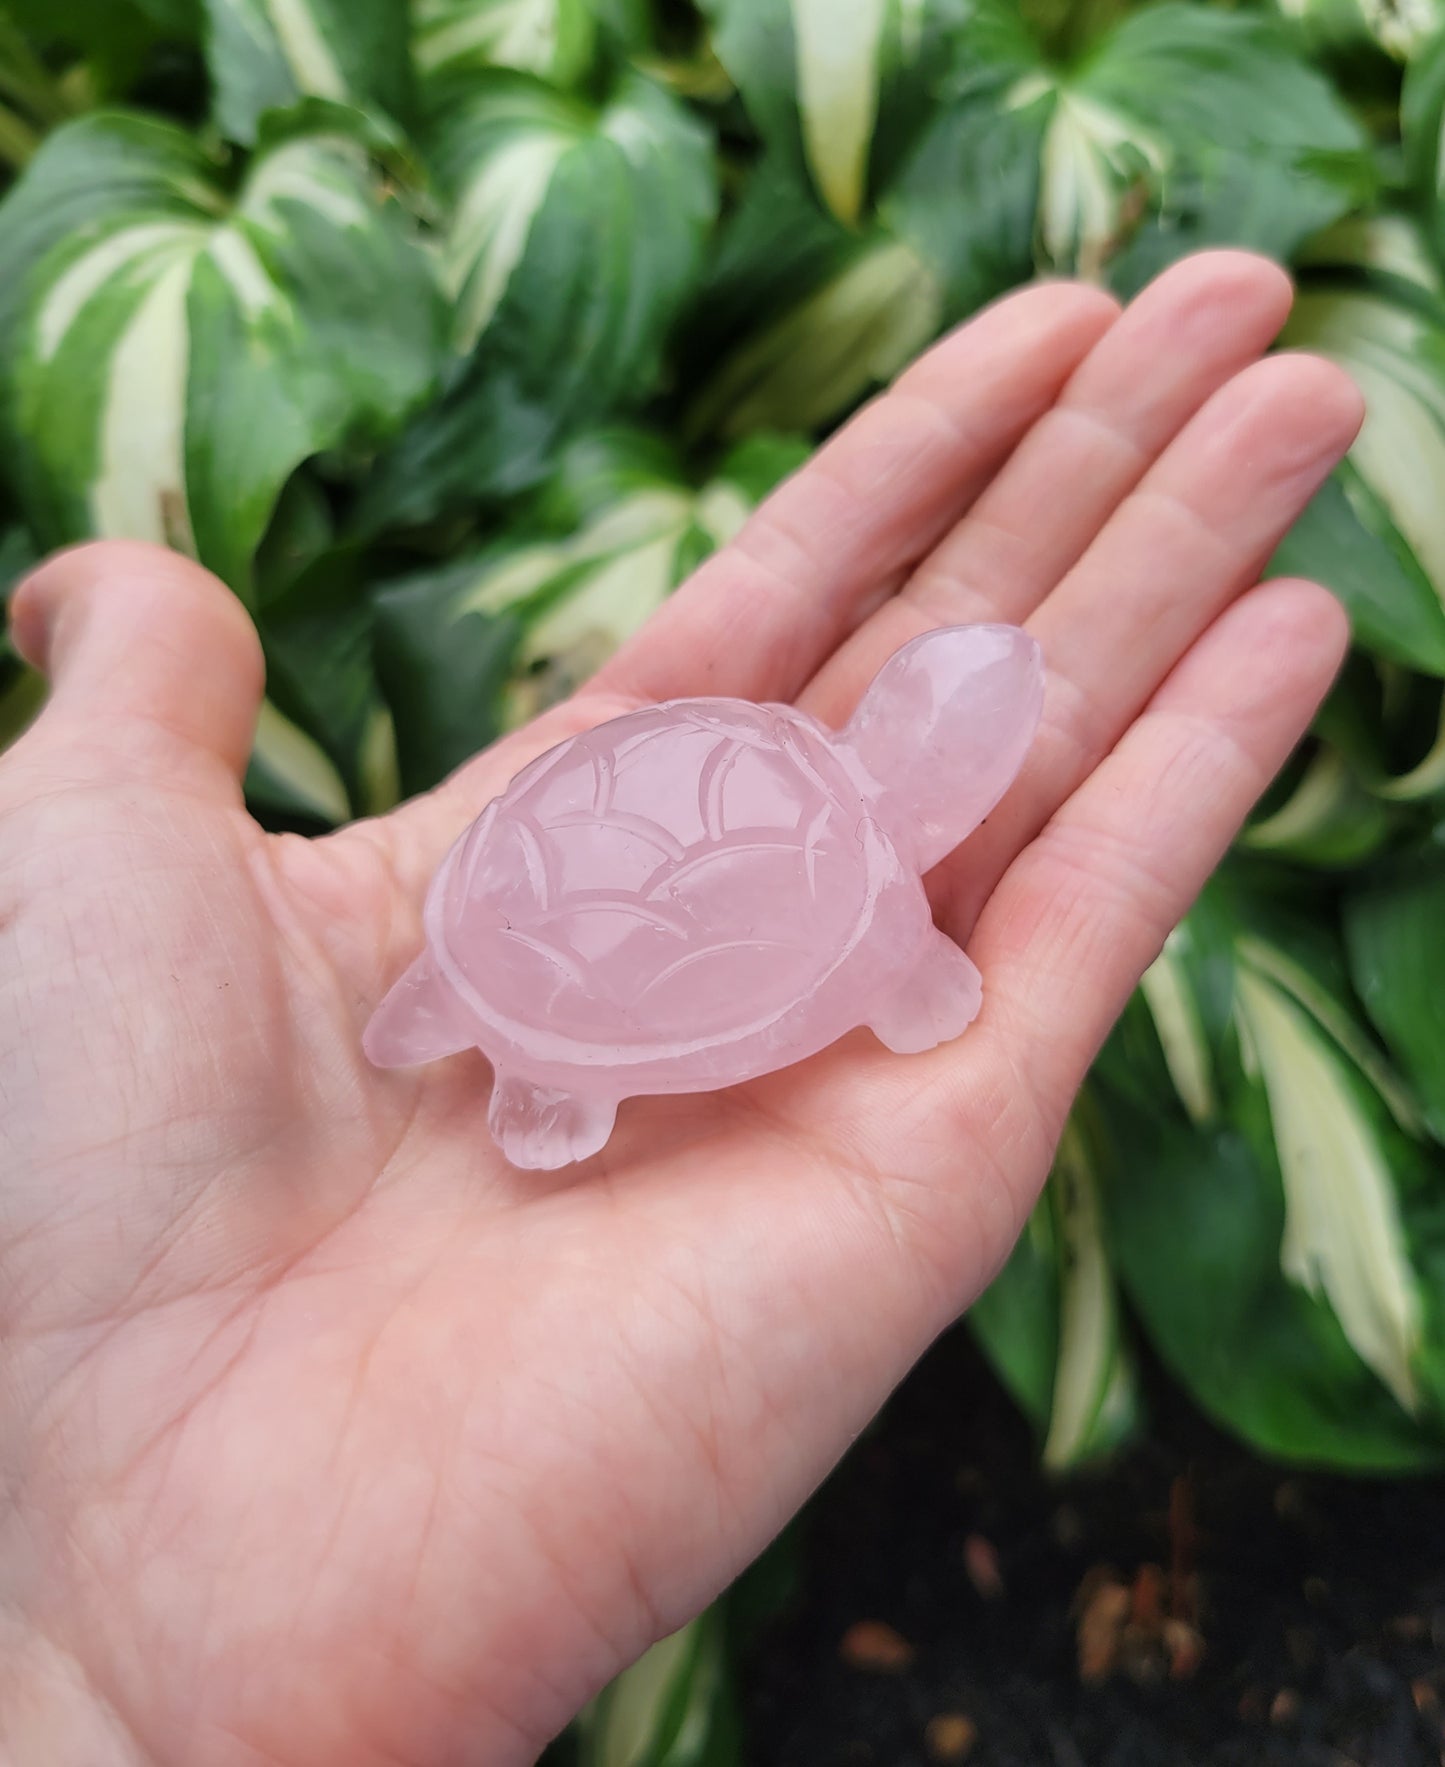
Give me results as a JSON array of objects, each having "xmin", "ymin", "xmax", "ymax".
[{"xmin": 3, "ymin": 0, "xmax": 1445, "ymax": 1756}]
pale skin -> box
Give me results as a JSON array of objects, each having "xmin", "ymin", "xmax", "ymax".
[{"xmin": 0, "ymin": 250, "xmax": 1362, "ymax": 1766}]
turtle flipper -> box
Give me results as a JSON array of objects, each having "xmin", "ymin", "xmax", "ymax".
[
  {"xmin": 489, "ymin": 1075, "xmax": 618, "ymax": 1170},
  {"xmin": 364, "ymin": 949, "xmax": 476, "ymax": 1068},
  {"xmin": 866, "ymin": 928, "xmax": 982, "ymax": 1055}
]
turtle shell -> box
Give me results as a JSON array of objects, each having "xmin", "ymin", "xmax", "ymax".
[{"xmin": 431, "ymin": 701, "xmax": 883, "ymax": 1057}]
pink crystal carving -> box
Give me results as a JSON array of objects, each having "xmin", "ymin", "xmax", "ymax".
[{"xmin": 365, "ymin": 623, "xmax": 1045, "ymax": 1169}]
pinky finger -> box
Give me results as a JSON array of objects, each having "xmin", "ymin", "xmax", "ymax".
[{"xmin": 969, "ymin": 578, "xmax": 1350, "ymax": 1124}]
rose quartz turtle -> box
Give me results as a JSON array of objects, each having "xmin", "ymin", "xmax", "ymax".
[{"xmin": 365, "ymin": 623, "xmax": 1044, "ymax": 1169}]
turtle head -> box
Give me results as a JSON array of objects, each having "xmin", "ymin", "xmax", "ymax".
[{"xmin": 840, "ymin": 623, "xmax": 1044, "ymax": 873}]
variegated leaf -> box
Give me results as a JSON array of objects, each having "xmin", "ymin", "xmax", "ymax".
[
  {"xmin": 1278, "ymin": 0, "xmax": 1445, "ymax": 62},
  {"xmin": 246, "ymin": 696, "xmax": 353, "ymax": 824},
  {"xmin": 1040, "ymin": 1103, "xmax": 1142, "ymax": 1470},
  {"xmin": 0, "ymin": 112, "xmax": 444, "ymax": 597},
  {"xmin": 1283, "ymin": 274, "xmax": 1445, "ymax": 677},
  {"xmin": 1347, "ymin": 850, "xmax": 1445, "ymax": 1143},
  {"xmin": 414, "ymin": 0, "xmax": 598, "ymax": 87},
  {"xmin": 1122, "ymin": 881, "xmax": 1445, "ymax": 1456},
  {"xmin": 374, "ymin": 431, "xmax": 807, "ymax": 792},
  {"xmin": 700, "ymin": 0, "xmax": 968, "ymax": 224},
  {"xmin": 581, "ymin": 1614, "xmax": 730, "ymax": 1767},
  {"xmin": 688, "ymin": 230, "xmax": 942, "ymax": 439},
  {"xmin": 1002, "ymin": 3, "xmax": 1366, "ymax": 284},
  {"xmin": 970, "ymin": 1093, "xmax": 1142, "ymax": 1470},
  {"xmin": 1138, "ymin": 929, "xmax": 1216, "ymax": 1125},
  {"xmin": 361, "ymin": 69, "xmax": 715, "ymax": 523},
  {"xmin": 1234, "ymin": 955, "xmax": 1425, "ymax": 1414},
  {"xmin": 202, "ymin": 0, "xmax": 411, "ymax": 144},
  {"xmin": 1241, "ymin": 745, "xmax": 1395, "ymax": 867}
]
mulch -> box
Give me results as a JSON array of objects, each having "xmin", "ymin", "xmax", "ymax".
[{"xmin": 741, "ymin": 1328, "xmax": 1445, "ymax": 1767}]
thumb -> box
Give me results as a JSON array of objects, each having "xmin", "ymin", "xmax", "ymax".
[{"xmin": 8, "ymin": 540, "xmax": 264, "ymax": 792}]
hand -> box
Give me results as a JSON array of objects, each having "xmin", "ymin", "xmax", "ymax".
[{"xmin": 0, "ymin": 250, "xmax": 1360, "ymax": 1767}]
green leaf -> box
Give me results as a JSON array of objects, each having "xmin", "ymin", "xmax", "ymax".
[
  {"xmin": 1233, "ymin": 953, "xmax": 1426, "ymax": 1416},
  {"xmin": 972, "ymin": 1092, "xmax": 1142, "ymax": 1469},
  {"xmin": 1282, "ymin": 278, "xmax": 1445, "ymax": 677},
  {"xmin": 1240, "ymin": 742, "xmax": 1396, "ymax": 868},
  {"xmin": 1137, "ymin": 930, "xmax": 1217, "ymax": 1124},
  {"xmin": 699, "ymin": 0, "xmax": 970, "ymax": 224},
  {"xmin": 0, "ymin": 507, "xmax": 45, "ymax": 755},
  {"xmin": 245, "ymin": 695, "xmax": 352, "ymax": 825},
  {"xmin": 687, "ymin": 227, "xmax": 942, "ymax": 439},
  {"xmin": 1270, "ymin": 468, "xmax": 1445, "ymax": 676},
  {"xmin": 1346, "ymin": 846, "xmax": 1445, "ymax": 1143},
  {"xmin": 0, "ymin": 112, "xmax": 445, "ymax": 598},
  {"xmin": 200, "ymin": 0, "xmax": 411, "ymax": 145},
  {"xmin": 1103, "ymin": 1082, "xmax": 1445, "ymax": 1469},
  {"xmin": 676, "ymin": 152, "xmax": 858, "ymax": 377},
  {"xmin": 884, "ymin": 69, "xmax": 1044, "ymax": 323},
  {"xmin": 581, "ymin": 1612, "xmax": 737, "ymax": 1767},
  {"xmin": 969, "ymin": 1201, "xmax": 1060, "ymax": 1431},
  {"xmin": 1403, "ymin": 27, "xmax": 1445, "ymax": 237},
  {"xmin": 0, "ymin": 510, "xmax": 38, "ymax": 605},
  {"xmin": 1, "ymin": 0, "xmax": 199, "ymax": 107},
  {"xmin": 374, "ymin": 431, "xmax": 800, "ymax": 793},
  {"xmin": 414, "ymin": 0, "xmax": 600, "ymax": 88},
  {"xmin": 0, "ymin": 656, "xmax": 45, "ymax": 754},
  {"xmin": 256, "ymin": 542, "xmax": 397, "ymax": 814},
  {"xmin": 975, "ymin": 3, "xmax": 1369, "ymax": 287},
  {"xmin": 1277, "ymin": 0, "xmax": 1444, "ymax": 62},
  {"xmin": 1115, "ymin": 880, "xmax": 1445, "ymax": 1462},
  {"xmin": 1376, "ymin": 689, "xmax": 1445, "ymax": 801},
  {"xmin": 362, "ymin": 69, "xmax": 716, "ymax": 525},
  {"xmin": 1041, "ymin": 1101, "xmax": 1143, "ymax": 1469}
]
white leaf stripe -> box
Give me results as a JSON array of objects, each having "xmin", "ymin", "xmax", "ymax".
[
  {"xmin": 1234, "ymin": 965, "xmax": 1424, "ymax": 1414},
  {"xmin": 223, "ymin": 0, "xmax": 348, "ymax": 99},
  {"xmin": 792, "ymin": 0, "xmax": 890, "ymax": 223},
  {"xmin": 448, "ymin": 484, "xmax": 700, "ymax": 731},
  {"xmin": 242, "ymin": 140, "xmax": 372, "ymax": 232},
  {"xmin": 2, "ymin": 121, "xmax": 437, "ymax": 595},
  {"xmin": 207, "ymin": 229, "xmax": 283, "ymax": 319},
  {"xmin": 37, "ymin": 222, "xmax": 205, "ymax": 363},
  {"xmin": 1139, "ymin": 934, "xmax": 1216, "ymax": 1123},
  {"xmin": 92, "ymin": 254, "xmax": 196, "ymax": 553},
  {"xmin": 29, "ymin": 221, "xmax": 289, "ymax": 547},
  {"xmin": 1290, "ymin": 287, "xmax": 1445, "ymax": 610},
  {"xmin": 448, "ymin": 128, "xmax": 571, "ymax": 352},
  {"xmin": 585, "ymin": 1620, "xmax": 717, "ymax": 1767},
  {"xmin": 691, "ymin": 236, "xmax": 942, "ymax": 437},
  {"xmin": 1042, "ymin": 1112, "xmax": 1133, "ymax": 1469},
  {"xmin": 251, "ymin": 698, "xmax": 352, "ymax": 824},
  {"xmin": 416, "ymin": 0, "xmax": 563, "ymax": 77},
  {"xmin": 268, "ymin": 0, "xmax": 347, "ymax": 97},
  {"xmin": 1236, "ymin": 935, "xmax": 1425, "ymax": 1138}
]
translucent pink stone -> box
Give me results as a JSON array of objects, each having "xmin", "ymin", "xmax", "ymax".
[{"xmin": 365, "ymin": 623, "xmax": 1044, "ymax": 1169}]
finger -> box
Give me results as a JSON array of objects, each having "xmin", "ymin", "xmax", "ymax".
[
  {"xmin": 6, "ymin": 540, "xmax": 264, "ymax": 793},
  {"xmin": 970, "ymin": 578, "xmax": 1350, "ymax": 1132},
  {"xmin": 799, "ymin": 249, "xmax": 1295, "ymax": 721},
  {"xmin": 932, "ymin": 352, "xmax": 1362, "ymax": 934},
  {"xmin": 592, "ymin": 280, "xmax": 1119, "ymax": 705}
]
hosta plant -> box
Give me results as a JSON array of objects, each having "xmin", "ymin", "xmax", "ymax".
[{"xmin": 4, "ymin": 0, "xmax": 1445, "ymax": 1756}]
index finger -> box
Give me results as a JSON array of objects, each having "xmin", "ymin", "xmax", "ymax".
[{"xmin": 592, "ymin": 280, "xmax": 1119, "ymax": 706}]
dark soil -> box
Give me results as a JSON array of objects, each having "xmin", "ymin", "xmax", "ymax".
[{"xmin": 740, "ymin": 1330, "xmax": 1445, "ymax": 1767}]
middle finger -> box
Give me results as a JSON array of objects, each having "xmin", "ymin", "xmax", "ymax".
[{"xmin": 798, "ymin": 250, "xmax": 1294, "ymax": 725}]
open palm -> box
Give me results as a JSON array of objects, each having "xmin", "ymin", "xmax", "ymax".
[{"xmin": 0, "ymin": 251, "xmax": 1361, "ymax": 1767}]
